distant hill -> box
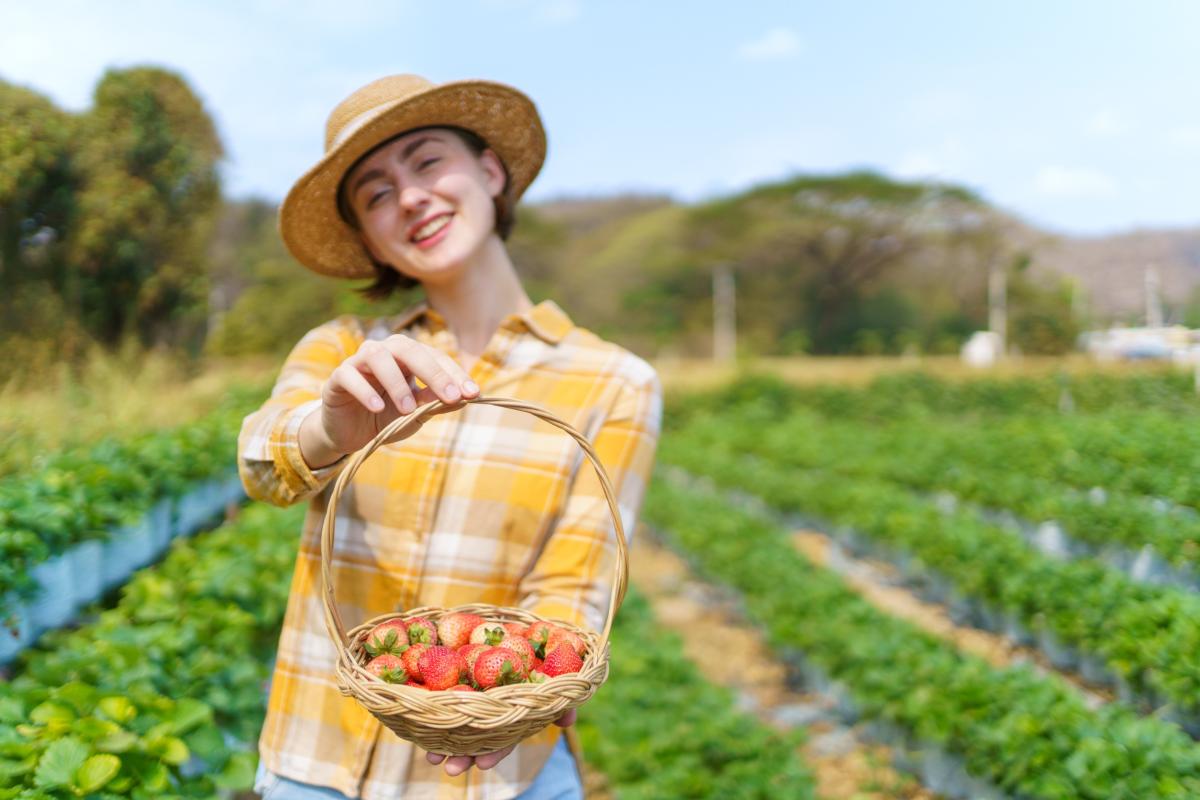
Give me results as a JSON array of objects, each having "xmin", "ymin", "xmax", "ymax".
[{"xmin": 1022, "ymin": 227, "xmax": 1200, "ymax": 323}]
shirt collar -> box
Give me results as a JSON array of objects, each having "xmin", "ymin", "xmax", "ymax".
[{"xmin": 389, "ymin": 298, "xmax": 573, "ymax": 345}]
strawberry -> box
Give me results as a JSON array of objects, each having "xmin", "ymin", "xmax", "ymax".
[
  {"xmin": 498, "ymin": 635, "xmax": 537, "ymax": 672},
  {"xmin": 532, "ymin": 655, "xmax": 544, "ymax": 672},
  {"xmin": 473, "ymin": 646, "xmax": 528, "ymax": 689},
  {"xmin": 401, "ymin": 642, "xmax": 430, "ymax": 682},
  {"xmin": 458, "ymin": 643, "xmax": 489, "ymax": 675},
  {"xmin": 404, "ymin": 679, "xmax": 427, "ymax": 690},
  {"xmin": 469, "ymin": 622, "xmax": 508, "ymax": 646},
  {"xmin": 541, "ymin": 644, "xmax": 583, "ymax": 677},
  {"xmin": 502, "ymin": 622, "xmax": 530, "ymax": 639},
  {"xmin": 364, "ymin": 620, "xmax": 409, "ymax": 657},
  {"xmin": 365, "ymin": 654, "xmax": 408, "ymax": 683},
  {"xmin": 446, "ymin": 684, "xmax": 476, "ymax": 692},
  {"xmin": 419, "ymin": 646, "xmax": 465, "ymax": 691},
  {"xmin": 526, "ymin": 622, "xmax": 556, "ymax": 658},
  {"xmin": 438, "ymin": 612, "xmax": 485, "ymax": 649},
  {"xmin": 546, "ymin": 628, "xmax": 586, "ymax": 658},
  {"xmin": 406, "ymin": 616, "xmax": 437, "ymax": 646}
]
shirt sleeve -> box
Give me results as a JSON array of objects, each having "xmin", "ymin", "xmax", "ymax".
[
  {"xmin": 517, "ymin": 368, "xmax": 663, "ymax": 635},
  {"xmin": 237, "ymin": 316, "xmax": 364, "ymax": 508}
]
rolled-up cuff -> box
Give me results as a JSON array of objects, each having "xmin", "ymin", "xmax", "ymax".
[{"xmin": 268, "ymin": 399, "xmax": 348, "ymax": 498}]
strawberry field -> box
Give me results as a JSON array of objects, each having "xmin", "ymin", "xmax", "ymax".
[{"xmin": 5, "ymin": 367, "xmax": 1200, "ymax": 797}]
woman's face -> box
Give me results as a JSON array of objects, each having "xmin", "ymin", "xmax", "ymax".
[{"xmin": 343, "ymin": 128, "xmax": 506, "ymax": 285}]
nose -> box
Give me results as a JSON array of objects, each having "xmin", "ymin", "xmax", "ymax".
[{"xmin": 399, "ymin": 182, "xmax": 431, "ymax": 217}]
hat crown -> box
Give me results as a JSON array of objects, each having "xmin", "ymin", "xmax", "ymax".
[{"xmin": 325, "ymin": 74, "xmax": 434, "ymax": 152}]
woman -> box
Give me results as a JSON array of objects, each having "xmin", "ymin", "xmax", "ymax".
[{"xmin": 239, "ymin": 74, "xmax": 662, "ymax": 799}]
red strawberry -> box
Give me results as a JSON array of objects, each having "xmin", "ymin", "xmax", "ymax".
[
  {"xmin": 406, "ymin": 617, "xmax": 437, "ymax": 645},
  {"xmin": 527, "ymin": 622, "xmax": 556, "ymax": 658},
  {"xmin": 469, "ymin": 622, "xmax": 508, "ymax": 646},
  {"xmin": 366, "ymin": 654, "xmax": 408, "ymax": 683},
  {"xmin": 364, "ymin": 620, "xmax": 409, "ymax": 657},
  {"xmin": 404, "ymin": 679, "xmax": 427, "ymax": 689},
  {"xmin": 546, "ymin": 628, "xmax": 586, "ymax": 658},
  {"xmin": 541, "ymin": 644, "xmax": 583, "ymax": 677},
  {"xmin": 446, "ymin": 684, "xmax": 476, "ymax": 692},
  {"xmin": 473, "ymin": 646, "xmax": 528, "ymax": 689},
  {"xmin": 503, "ymin": 622, "xmax": 530, "ymax": 639},
  {"xmin": 458, "ymin": 643, "xmax": 489, "ymax": 675},
  {"xmin": 401, "ymin": 642, "xmax": 430, "ymax": 682},
  {"xmin": 438, "ymin": 613, "xmax": 485, "ymax": 649},
  {"xmin": 498, "ymin": 635, "xmax": 537, "ymax": 672},
  {"xmin": 532, "ymin": 655, "xmax": 544, "ymax": 672},
  {"xmin": 419, "ymin": 646, "xmax": 465, "ymax": 691}
]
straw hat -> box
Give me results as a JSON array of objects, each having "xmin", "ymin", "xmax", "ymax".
[{"xmin": 279, "ymin": 74, "xmax": 547, "ymax": 279}]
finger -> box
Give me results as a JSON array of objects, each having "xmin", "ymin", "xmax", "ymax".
[
  {"xmin": 384, "ymin": 337, "xmax": 464, "ymax": 404},
  {"xmin": 363, "ymin": 347, "xmax": 418, "ymax": 414},
  {"xmin": 474, "ymin": 744, "xmax": 516, "ymax": 771},
  {"xmin": 327, "ymin": 363, "xmax": 386, "ymax": 412},
  {"xmin": 426, "ymin": 752, "xmax": 447, "ymax": 765},
  {"xmin": 554, "ymin": 708, "xmax": 577, "ymax": 727},
  {"xmin": 443, "ymin": 755, "xmax": 474, "ymax": 777},
  {"xmin": 429, "ymin": 349, "xmax": 480, "ymax": 398}
]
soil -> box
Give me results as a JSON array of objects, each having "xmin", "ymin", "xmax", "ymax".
[
  {"xmin": 629, "ymin": 530, "xmax": 937, "ymax": 800},
  {"xmin": 791, "ymin": 529, "xmax": 1113, "ymax": 708}
]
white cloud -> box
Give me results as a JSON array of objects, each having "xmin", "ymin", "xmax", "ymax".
[
  {"xmin": 1086, "ymin": 108, "xmax": 1132, "ymax": 137},
  {"xmin": 1033, "ymin": 165, "xmax": 1118, "ymax": 198},
  {"xmin": 737, "ymin": 27, "xmax": 802, "ymax": 61},
  {"xmin": 894, "ymin": 137, "xmax": 969, "ymax": 179}
]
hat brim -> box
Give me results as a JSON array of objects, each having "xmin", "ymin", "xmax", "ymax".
[{"xmin": 279, "ymin": 80, "xmax": 547, "ymax": 279}]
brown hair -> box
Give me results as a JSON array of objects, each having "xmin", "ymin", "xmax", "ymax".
[{"xmin": 336, "ymin": 125, "xmax": 518, "ymax": 301}]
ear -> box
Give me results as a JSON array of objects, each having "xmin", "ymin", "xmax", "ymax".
[{"xmin": 479, "ymin": 148, "xmax": 508, "ymax": 199}]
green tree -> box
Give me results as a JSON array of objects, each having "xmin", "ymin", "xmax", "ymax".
[{"xmin": 69, "ymin": 66, "xmax": 223, "ymax": 348}]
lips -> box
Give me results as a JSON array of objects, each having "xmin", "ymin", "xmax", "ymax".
[{"xmin": 409, "ymin": 213, "xmax": 453, "ymax": 243}]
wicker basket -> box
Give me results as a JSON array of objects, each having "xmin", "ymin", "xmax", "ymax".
[{"xmin": 319, "ymin": 396, "xmax": 629, "ymax": 756}]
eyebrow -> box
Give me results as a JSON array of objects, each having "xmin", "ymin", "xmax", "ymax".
[{"xmin": 349, "ymin": 135, "xmax": 442, "ymax": 198}]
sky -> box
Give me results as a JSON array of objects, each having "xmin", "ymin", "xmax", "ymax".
[{"xmin": 4, "ymin": 0, "xmax": 1200, "ymax": 236}]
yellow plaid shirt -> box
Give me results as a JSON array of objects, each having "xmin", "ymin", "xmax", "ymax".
[{"xmin": 238, "ymin": 298, "xmax": 661, "ymax": 799}]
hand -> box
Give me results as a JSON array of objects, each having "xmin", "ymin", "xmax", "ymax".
[
  {"xmin": 425, "ymin": 708, "xmax": 578, "ymax": 776},
  {"xmin": 299, "ymin": 335, "xmax": 480, "ymax": 467}
]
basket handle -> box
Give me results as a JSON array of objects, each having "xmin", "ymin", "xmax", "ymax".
[{"xmin": 319, "ymin": 396, "xmax": 629, "ymax": 662}]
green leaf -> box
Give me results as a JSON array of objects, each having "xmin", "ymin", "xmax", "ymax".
[
  {"xmin": 29, "ymin": 702, "xmax": 75, "ymax": 726},
  {"xmin": 33, "ymin": 736, "xmax": 88, "ymax": 789},
  {"xmin": 74, "ymin": 754, "xmax": 121, "ymax": 793},
  {"xmin": 212, "ymin": 751, "xmax": 257, "ymax": 791},
  {"xmin": 93, "ymin": 729, "xmax": 138, "ymax": 754},
  {"xmin": 164, "ymin": 698, "xmax": 211, "ymax": 734},
  {"xmin": 155, "ymin": 736, "xmax": 189, "ymax": 766},
  {"xmin": 97, "ymin": 696, "xmax": 136, "ymax": 725}
]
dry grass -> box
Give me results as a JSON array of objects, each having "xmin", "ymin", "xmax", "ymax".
[{"xmin": 0, "ymin": 347, "xmax": 277, "ymax": 470}]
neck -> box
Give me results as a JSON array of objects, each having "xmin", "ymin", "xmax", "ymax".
[{"xmin": 420, "ymin": 235, "xmax": 533, "ymax": 357}]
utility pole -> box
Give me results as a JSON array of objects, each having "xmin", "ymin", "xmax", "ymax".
[
  {"xmin": 1146, "ymin": 264, "xmax": 1163, "ymax": 329},
  {"xmin": 713, "ymin": 263, "xmax": 736, "ymax": 364},
  {"xmin": 988, "ymin": 254, "xmax": 1007, "ymax": 355}
]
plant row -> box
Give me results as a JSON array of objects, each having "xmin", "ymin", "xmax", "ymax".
[
  {"xmin": 577, "ymin": 585, "xmax": 816, "ymax": 799},
  {"xmin": 667, "ymin": 370, "xmax": 1200, "ymax": 428},
  {"xmin": 643, "ymin": 472, "xmax": 1200, "ymax": 799},
  {"xmin": 661, "ymin": 425, "xmax": 1200, "ymax": 720},
  {"xmin": 0, "ymin": 501, "xmax": 305, "ymax": 797},
  {"xmin": 0, "ymin": 389, "xmax": 262, "ymax": 622},
  {"xmin": 687, "ymin": 403, "xmax": 1200, "ymax": 571}
]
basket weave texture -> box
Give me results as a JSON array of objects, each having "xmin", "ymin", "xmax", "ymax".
[{"xmin": 320, "ymin": 396, "xmax": 628, "ymax": 756}]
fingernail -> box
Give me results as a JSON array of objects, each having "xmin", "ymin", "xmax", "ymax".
[
  {"xmin": 369, "ymin": 397, "xmax": 384, "ymax": 412},
  {"xmin": 445, "ymin": 385, "xmax": 461, "ymax": 402},
  {"xmin": 463, "ymin": 380, "xmax": 479, "ymax": 395},
  {"xmin": 401, "ymin": 397, "xmax": 416, "ymax": 414}
]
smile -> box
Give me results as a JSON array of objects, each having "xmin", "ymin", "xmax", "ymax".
[{"xmin": 412, "ymin": 214, "xmax": 453, "ymax": 246}]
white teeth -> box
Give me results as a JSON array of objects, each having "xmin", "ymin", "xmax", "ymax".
[{"xmin": 413, "ymin": 215, "xmax": 451, "ymax": 242}]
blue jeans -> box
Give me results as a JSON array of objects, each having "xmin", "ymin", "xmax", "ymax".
[{"xmin": 254, "ymin": 735, "xmax": 583, "ymax": 799}]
